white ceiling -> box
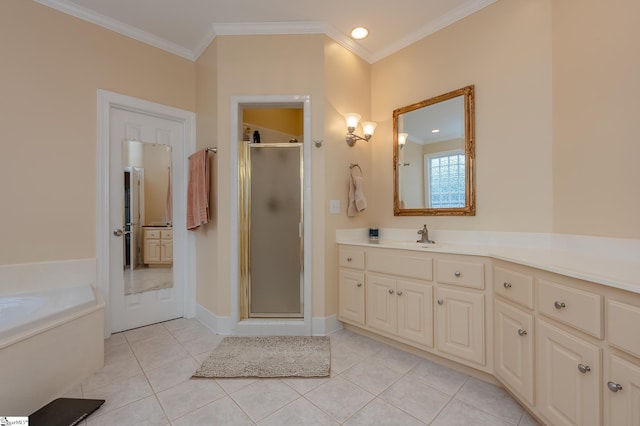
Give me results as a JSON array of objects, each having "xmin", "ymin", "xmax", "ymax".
[{"xmin": 34, "ymin": 0, "xmax": 496, "ymax": 63}]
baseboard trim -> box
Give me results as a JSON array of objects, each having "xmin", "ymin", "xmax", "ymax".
[{"xmin": 312, "ymin": 314, "xmax": 343, "ymax": 336}]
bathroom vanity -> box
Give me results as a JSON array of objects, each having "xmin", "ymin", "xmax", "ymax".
[
  {"xmin": 337, "ymin": 232, "xmax": 640, "ymax": 426},
  {"xmin": 142, "ymin": 226, "xmax": 173, "ymax": 265}
]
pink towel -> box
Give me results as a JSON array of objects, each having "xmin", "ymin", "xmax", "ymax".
[{"xmin": 187, "ymin": 149, "xmax": 210, "ymax": 230}]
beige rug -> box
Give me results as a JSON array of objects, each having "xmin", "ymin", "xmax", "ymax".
[{"xmin": 193, "ymin": 336, "xmax": 330, "ymax": 378}]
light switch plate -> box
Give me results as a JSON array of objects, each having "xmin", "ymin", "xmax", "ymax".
[{"xmin": 329, "ymin": 199, "xmax": 340, "ymax": 214}]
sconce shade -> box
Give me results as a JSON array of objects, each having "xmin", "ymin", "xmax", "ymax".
[
  {"xmin": 362, "ymin": 122, "xmax": 377, "ymax": 136},
  {"xmin": 398, "ymin": 132, "xmax": 408, "ymax": 145},
  {"xmin": 344, "ymin": 113, "xmax": 361, "ymax": 130}
]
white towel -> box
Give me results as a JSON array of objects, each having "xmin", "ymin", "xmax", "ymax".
[
  {"xmin": 353, "ymin": 176, "xmax": 367, "ymax": 212},
  {"xmin": 347, "ymin": 176, "xmax": 358, "ymax": 217}
]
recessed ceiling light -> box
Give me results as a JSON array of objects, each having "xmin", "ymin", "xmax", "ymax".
[
  {"xmin": 431, "ymin": 129, "xmax": 440, "ymax": 133},
  {"xmin": 351, "ymin": 27, "xmax": 369, "ymax": 40}
]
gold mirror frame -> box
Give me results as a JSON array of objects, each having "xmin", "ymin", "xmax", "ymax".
[{"xmin": 393, "ymin": 85, "xmax": 475, "ymax": 216}]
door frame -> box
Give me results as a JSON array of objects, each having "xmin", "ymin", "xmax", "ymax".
[
  {"xmin": 230, "ymin": 95, "xmax": 312, "ymax": 335},
  {"xmin": 96, "ymin": 89, "xmax": 196, "ymax": 337}
]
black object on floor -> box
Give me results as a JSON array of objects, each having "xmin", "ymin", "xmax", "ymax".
[{"xmin": 29, "ymin": 398, "xmax": 105, "ymax": 426}]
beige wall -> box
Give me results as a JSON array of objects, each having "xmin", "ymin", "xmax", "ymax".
[
  {"xmin": 243, "ymin": 109, "xmax": 303, "ymax": 136},
  {"xmin": 552, "ymin": 0, "xmax": 640, "ymax": 238},
  {"xmin": 0, "ymin": 0, "xmax": 195, "ymax": 265},
  {"xmin": 196, "ymin": 35, "xmax": 327, "ymax": 317},
  {"xmin": 371, "ymin": 0, "xmax": 554, "ymax": 232}
]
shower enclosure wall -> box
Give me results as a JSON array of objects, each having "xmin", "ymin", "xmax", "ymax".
[{"xmin": 240, "ymin": 139, "xmax": 304, "ymax": 318}]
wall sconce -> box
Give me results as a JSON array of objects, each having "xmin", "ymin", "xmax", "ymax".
[
  {"xmin": 398, "ymin": 132, "xmax": 408, "ymax": 148},
  {"xmin": 345, "ymin": 113, "xmax": 377, "ymax": 147}
]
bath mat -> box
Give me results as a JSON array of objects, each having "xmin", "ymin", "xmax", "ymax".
[{"xmin": 193, "ymin": 336, "xmax": 330, "ymax": 378}]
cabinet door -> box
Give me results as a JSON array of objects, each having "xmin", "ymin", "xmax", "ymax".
[
  {"xmin": 366, "ymin": 274, "xmax": 397, "ymax": 335},
  {"xmin": 494, "ymin": 299, "xmax": 534, "ymax": 405},
  {"xmin": 144, "ymin": 238, "xmax": 161, "ymax": 263},
  {"xmin": 397, "ymin": 279, "xmax": 433, "ymax": 347},
  {"xmin": 605, "ymin": 353, "xmax": 640, "ymax": 426},
  {"xmin": 338, "ymin": 270, "xmax": 365, "ymax": 325},
  {"xmin": 537, "ymin": 319, "xmax": 601, "ymax": 426},
  {"xmin": 435, "ymin": 286, "xmax": 485, "ymax": 365},
  {"xmin": 161, "ymin": 240, "xmax": 173, "ymax": 262}
]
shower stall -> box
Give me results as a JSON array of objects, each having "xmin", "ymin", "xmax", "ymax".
[{"xmin": 239, "ymin": 133, "xmax": 304, "ymax": 319}]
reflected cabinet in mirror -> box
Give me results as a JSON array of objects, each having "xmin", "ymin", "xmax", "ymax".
[{"xmin": 393, "ymin": 85, "xmax": 475, "ymax": 216}]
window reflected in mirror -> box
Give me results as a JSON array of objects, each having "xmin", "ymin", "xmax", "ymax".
[{"xmin": 393, "ymin": 85, "xmax": 475, "ymax": 216}]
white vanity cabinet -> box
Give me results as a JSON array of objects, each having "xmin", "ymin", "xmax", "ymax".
[
  {"xmin": 143, "ymin": 227, "xmax": 173, "ymax": 265},
  {"xmin": 434, "ymin": 256, "xmax": 489, "ymax": 368},
  {"xmin": 365, "ymin": 248, "xmax": 434, "ymax": 348},
  {"xmin": 493, "ymin": 263, "xmax": 536, "ymax": 406},
  {"xmin": 338, "ymin": 246, "xmax": 365, "ymax": 326}
]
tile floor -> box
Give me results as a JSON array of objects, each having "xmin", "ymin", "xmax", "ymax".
[
  {"xmin": 68, "ymin": 318, "xmax": 541, "ymax": 425},
  {"xmin": 124, "ymin": 266, "xmax": 173, "ymax": 295}
]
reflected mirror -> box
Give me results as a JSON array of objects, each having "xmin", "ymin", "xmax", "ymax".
[
  {"xmin": 393, "ymin": 85, "xmax": 475, "ymax": 216},
  {"xmin": 122, "ymin": 140, "xmax": 173, "ymax": 295}
]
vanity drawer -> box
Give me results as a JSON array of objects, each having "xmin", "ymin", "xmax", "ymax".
[
  {"xmin": 537, "ymin": 279, "xmax": 603, "ymax": 338},
  {"xmin": 367, "ymin": 249, "xmax": 433, "ymax": 281},
  {"xmin": 339, "ymin": 247, "xmax": 365, "ymax": 270},
  {"xmin": 436, "ymin": 259, "xmax": 484, "ymax": 289},
  {"xmin": 607, "ymin": 298, "xmax": 640, "ymax": 358},
  {"xmin": 161, "ymin": 230, "xmax": 173, "ymax": 239},
  {"xmin": 494, "ymin": 266, "xmax": 534, "ymax": 309},
  {"xmin": 144, "ymin": 230, "xmax": 161, "ymax": 239}
]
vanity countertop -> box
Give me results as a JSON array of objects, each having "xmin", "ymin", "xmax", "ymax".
[{"xmin": 336, "ymin": 229, "xmax": 640, "ymax": 294}]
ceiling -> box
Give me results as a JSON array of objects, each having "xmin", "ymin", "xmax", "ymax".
[{"xmin": 34, "ymin": 0, "xmax": 496, "ymax": 63}]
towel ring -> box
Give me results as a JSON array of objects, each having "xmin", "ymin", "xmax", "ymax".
[{"xmin": 349, "ymin": 163, "xmax": 363, "ymax": 177}]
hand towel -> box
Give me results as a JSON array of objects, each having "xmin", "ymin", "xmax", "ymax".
[
  {"xmin": 187, "ymin": 149, "xmax": 210, "ymax": 230},
  {"xmin": 347, "ymin": 176, "xmax": 358, "ymax": 217},
  {"xmin": 353, "ymin": 176, "xmax": 367, "ymax": 212}
]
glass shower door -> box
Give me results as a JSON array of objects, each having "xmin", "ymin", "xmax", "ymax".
[{"xmin": 248, "ymin": 143, "xmax": 303, "ymax": 317}]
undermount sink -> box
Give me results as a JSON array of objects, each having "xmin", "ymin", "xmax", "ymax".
[{"xmin": 378, "ymin": 240, "xmax": 446, "ymax": 250}]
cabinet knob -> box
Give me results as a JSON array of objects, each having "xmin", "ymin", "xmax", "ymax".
[
  {"xmin": 554, "ymin": 301, "xmax": 567, "ymax": 310},
  {"xmin": 517, "ymin": 328, "xmax": 528, "ymax": 336},
  {"xmin": 388, "ymin": 289, "xmax": 394, "ymax": 295},
  {"xmin": 577, "ymin": 363, "xmax": 591, "ymax": 374},
  {"xmin": 437, "ymin": 299, "xmax": 444, "ymax": 305},
  {"xmin": 347, "ymin": 257, "xmax": 352, "ymax": 262},
  {"xmin": 397, "ymin": 290, "xmax": 403, "ymax": 296},
  {"xmin": 607, "ymin": 381, "xmax": 623, "ymax": 392},
  {"xmin": 356, "ymin": 282, "xmax": 362, "ymax": 287},
  {"xmin": 503, "ymin": 282, "xmax": 512, "ymax": 289},
  {"xmin": 454, "ymin": 271, "xmax": 461, "ymax": 277}
]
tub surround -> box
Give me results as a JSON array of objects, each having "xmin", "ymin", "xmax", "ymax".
[
  {"xmin": 0, "ymin": 259, "xmax": 104, "ymax": 415},
  {"xmin": 336, "ymin": 228, "xmax": 640, "ymax": 294}
]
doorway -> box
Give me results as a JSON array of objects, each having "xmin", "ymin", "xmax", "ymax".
[
  {"xmin": 229, "ymin": 95, "xmax": 312, "ymax": 335},
  {"xmin": 240, "ymin": 112, "xmax": 304, "ymax": 318},
  {"xmin": 96, "ymin": 90, "xmax": 196, "ymax": 337}
]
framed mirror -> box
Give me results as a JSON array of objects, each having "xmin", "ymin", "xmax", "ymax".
[{"xmin": 393, "ymin": 85, "xmax": 475, "ymax": 216}]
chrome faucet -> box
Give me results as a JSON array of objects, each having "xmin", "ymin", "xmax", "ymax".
[{"xmin": 417, "ymin": 224, "xmax": 435, "ymax": 244}]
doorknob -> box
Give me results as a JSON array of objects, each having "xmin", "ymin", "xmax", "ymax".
[{"xmin": 113, "ymin": 229, "xmax": 124, "ymax": 237}]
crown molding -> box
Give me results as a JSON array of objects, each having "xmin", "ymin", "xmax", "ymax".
[
  {"xmin": 370, "ymin": 0, "xmax": 497, "ymax": 63},
  {"xmin": 33, "ymin": 0, "xmax": 197, "ymax": 61},
  {"xmin": 33, "ymin": 0, "xmax": 496, "ymax": 64}
]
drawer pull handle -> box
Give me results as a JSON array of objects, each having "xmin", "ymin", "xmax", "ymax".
[
  {"xmin": 388, "ymin": 289, "xmax": 394, "ymax": 295},
  {"xmin": 554, "ymin": 301, "xmax": 566, "ymax": 310},
  {"xmin": 437, "ymin": 299, "xmax": 444, "ymax": 305},
  {"xmin": 356, "ymin": 282, "xmax": 362, "ymax": 287},
  {"xmin": 578, "ymin": 364, "xmax": 591, "ymax": 374},
  {"xmin": 454, "ymin": 271, "xmax": 461, "ymax": 277},
  {"xmin": 347, "ymin": 257, "xmax": 352, "ymax": 262},
  {"xmin": 517, "ymin": 329, "xmax": 528, "ymax": 336},
  {"xmin": 607, "ymin": 381, "xmax": 623, "ymax": 392},
  {"xmin": 397, "ymin": 290, "xmax": 403, "ymax": 296},
  {"xmin": 503, "ymin": 282, "xmax": 512, "ymax": 289}
]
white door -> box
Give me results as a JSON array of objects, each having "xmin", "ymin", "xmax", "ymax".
[{"xmin": 110, "ymin": 107, "xmax": 185, "ymax": 333}]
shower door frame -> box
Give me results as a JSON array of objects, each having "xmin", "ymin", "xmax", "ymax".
[
  {"xmin": 229, "ymin": 95, "xmax": 312, "ymax": 336},
  {"xmin": 241, "ymin": 142, "xmax": 304, "ymax": 319}
]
